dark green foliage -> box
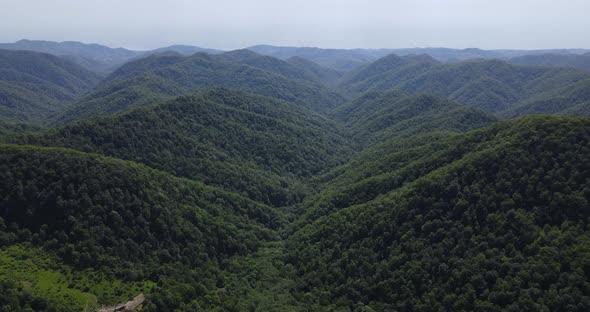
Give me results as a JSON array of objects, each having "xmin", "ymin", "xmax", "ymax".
[
  {"xmin": 0, "ymin": 117, "xmax": 43, "ymax": 136},
  {"xmin": 332, "ymin": 89, "xmax": 497, "ymax": 144},
  {"xmin": 56, "ymin": 51, "xmax": 344, "ymax": 124},
  {"xmin": 287, "ymin": 116, "xmax": 590, "ymax": 310},
  {"xmin": 294, "ymin": 91, "xmax": 497, "ymax": 227},
  {"xmin": 0, "ymin": 278, "xmax": 58, "ymax": 312},
  {"xmin": 0, "ymin": 144, "xmax": 280, "ymax": 268},
  {"xmin": 339, "ymin": 55, "xmax": 590, "ymax": 117},
  {"xmin": 0, "ymin": 144, "xmax": 282, "ymax": 309},
  {"xmin": 0, "ymin": 49, "xmax": 100, "ymax": 123},
  {"xmin": 8, "ymin": 89, "xmax": 351, "ymax": 206}
]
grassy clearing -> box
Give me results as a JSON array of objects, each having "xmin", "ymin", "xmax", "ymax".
[{"xmin": 0, "ymin": 244, "xmax": 155, "ymax": 311}]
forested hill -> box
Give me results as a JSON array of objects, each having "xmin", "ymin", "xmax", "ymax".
[
  {"xmin": 293, "ymin": 91, "xmax": 498, "ymax": 225},
  {"xmin": 339, "ymin": 54, "xmax": 590, "ymax": 117},
  {"xmin": 332, "ymin": 89, "xmax": 497, "ymax": 144},
  {"xmin": 0, "ymin": 144, "xmax": 282, "ymax": 311},
  {"xmin": 286, "ymin": 56, "xmax": 343, "ymax": 86},
  {"xmin": 0, "ymin": 116, "xmax": 42, "ymax": 136},
  {"xmin": 55, "ymin": 50, "xmax": 344, "ymax": 125},
  {"xmin": 500, "ymin": 78, "xmax": 590, "ymax": 118},
  {"xmin": 287, "ymin": 115, "xmax": 590, "ymax": 311},
  {"xmin": 0, "ymin": 49, "xmax": 100, "ymax": 123},
  {"xmin": 6, "ymin": 88, "xmax": 352, "ymax": 207}
]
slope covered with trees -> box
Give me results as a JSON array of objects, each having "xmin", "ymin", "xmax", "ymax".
[
  {"xmin": 332, "ymin": 89, "xmax": 497, "ymax": 144},
  {"xmin": 7, "ymin": 89, "xmax": 351, "ymax": 206},
  {"xmin": 286, "ymin": 56, "xmax": 343, "ymax": 86},
  {"xmin": 293, "ymin": 91, "xmax": 497, "ymax": 225},
  {"xmin": 500, "ymin": 78, "xmax": 590, "ymax": 118},
  {"xmin": 0, "ymin": 116, "xmax": 42, "ymax": 136},
  {"xmin": 0, "ymin": 49, "xmax": 100, "ymax": 123},
  {"xmin": 0, "ymin": 144, "xmax": 282, "ymax": 311},
  {"xmin": 339, "ymin": 55, "xmax": 590, "ymax": 117},
  {"xmin": 287, "ymin": 116, "xmax": 590, "ymax": 311},
  {"xmin": 56, "ymin": 51, "xmax": 344, "ymax": 124}
]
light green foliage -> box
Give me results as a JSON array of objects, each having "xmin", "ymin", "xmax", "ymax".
[{"xmin": 0, "ymin": 245, "xmax": 154, "ymax": 311}]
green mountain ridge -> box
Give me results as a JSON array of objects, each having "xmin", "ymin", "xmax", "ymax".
[
  {"xmin": 0, "ymin": 49, "xmax": 100, "ymax": 124},
  {"xmin": 287, "ymin": 115, "xmax": 590, "ymax": 310},
  {"xmin": 54, "ymin": 51, "xmax": 345, "ymax": 125},
  {"xmin": 0, "ymin": 39, "xmax": 223, "ymax": 75},
  {"xmin": 7, "ymin": 88, "xmax": 352, "ymax": 207},
  {"xmin": 332, "ymin": 89, "xmax": 497, "ymax": 144},
  {"xmin": 0, "ymin": 143, "xmax": 282, "ymax": 311},
  {"xmin": 293, "ymin": 91, "xmax": 498, "ymax": 226},
  {"xmin": 339, "ymin": 55, "xmax": 590, "ymax": 117}
]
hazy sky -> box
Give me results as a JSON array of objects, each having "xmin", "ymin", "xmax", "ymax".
[{"xmin": 1, "ymin": 0, "xmax": 589, "ymax": 50}]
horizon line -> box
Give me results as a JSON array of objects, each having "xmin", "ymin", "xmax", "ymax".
[{"xmin": 2, "ymin": 38, "xmax": 590, "ymax": 53}]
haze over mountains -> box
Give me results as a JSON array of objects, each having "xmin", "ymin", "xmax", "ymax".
[
  {"xmin": 0, "ymin": 40, "xmax": 223, "ymax": 75},
  {"xmin": 1, "ymin": 38, "xmax": 590, "ymax": 311},
  {"xmin": 2, "ymin": 39, "xmax": 589, "ymax": 74}
]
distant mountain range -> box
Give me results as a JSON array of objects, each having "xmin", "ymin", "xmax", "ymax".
[
  {"xmin": 1, "ymin": 40, "xmax": 589, "ymax": 75},
  {"xmin": 0, "ymin": 39, "xmax": 223, "ymax": 75},
  {"xmin": 337, "ymin": 54, "xmax": 590, "ymax": 117},
  {"xmin": 509, "ymin": 53, "xmax": 590, "ymax": 71},
  {"xmin": 54, "ymin": 49, "xmax": 343, "ymax": 124},
  {"xmin": 249, "ymin": 45, "xmax": 590, "ymax": 71},
  {"xmin": 0, "ymin": 49, "xmax": 100, "ymax": 123}
]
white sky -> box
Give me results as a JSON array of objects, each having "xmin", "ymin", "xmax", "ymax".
[{"xmin": 1, "ymin": 0, "xmax": 589, "ymax": 50}]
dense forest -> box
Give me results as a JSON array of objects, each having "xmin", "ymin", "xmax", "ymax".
[
  {"xmin": 287, "ymin": 116, "xmax": 590, "ymax": 311},
  {"xmin": 54, "ymin": 50, "xmax": 344, "ymax": 125},
  {"xmin": 1, "ymin": 42, "xmax": 590, "ymax": 311},
  {"xmin": 338, "ymin": 55, "xmax": 590, "ymax": 117},
  {"xmin": 6, "ymin": 89, "xmax": 352, "ymax": 206}
]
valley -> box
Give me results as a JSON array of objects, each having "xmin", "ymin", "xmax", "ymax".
[{"xmin": 0, "ymin": 40, "xmax": 589, "ymax": 311}]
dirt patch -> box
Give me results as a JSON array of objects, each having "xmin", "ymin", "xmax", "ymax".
[{"xmin": 98, "ymin": 293, "xmax": 145, "ymax": 311}]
